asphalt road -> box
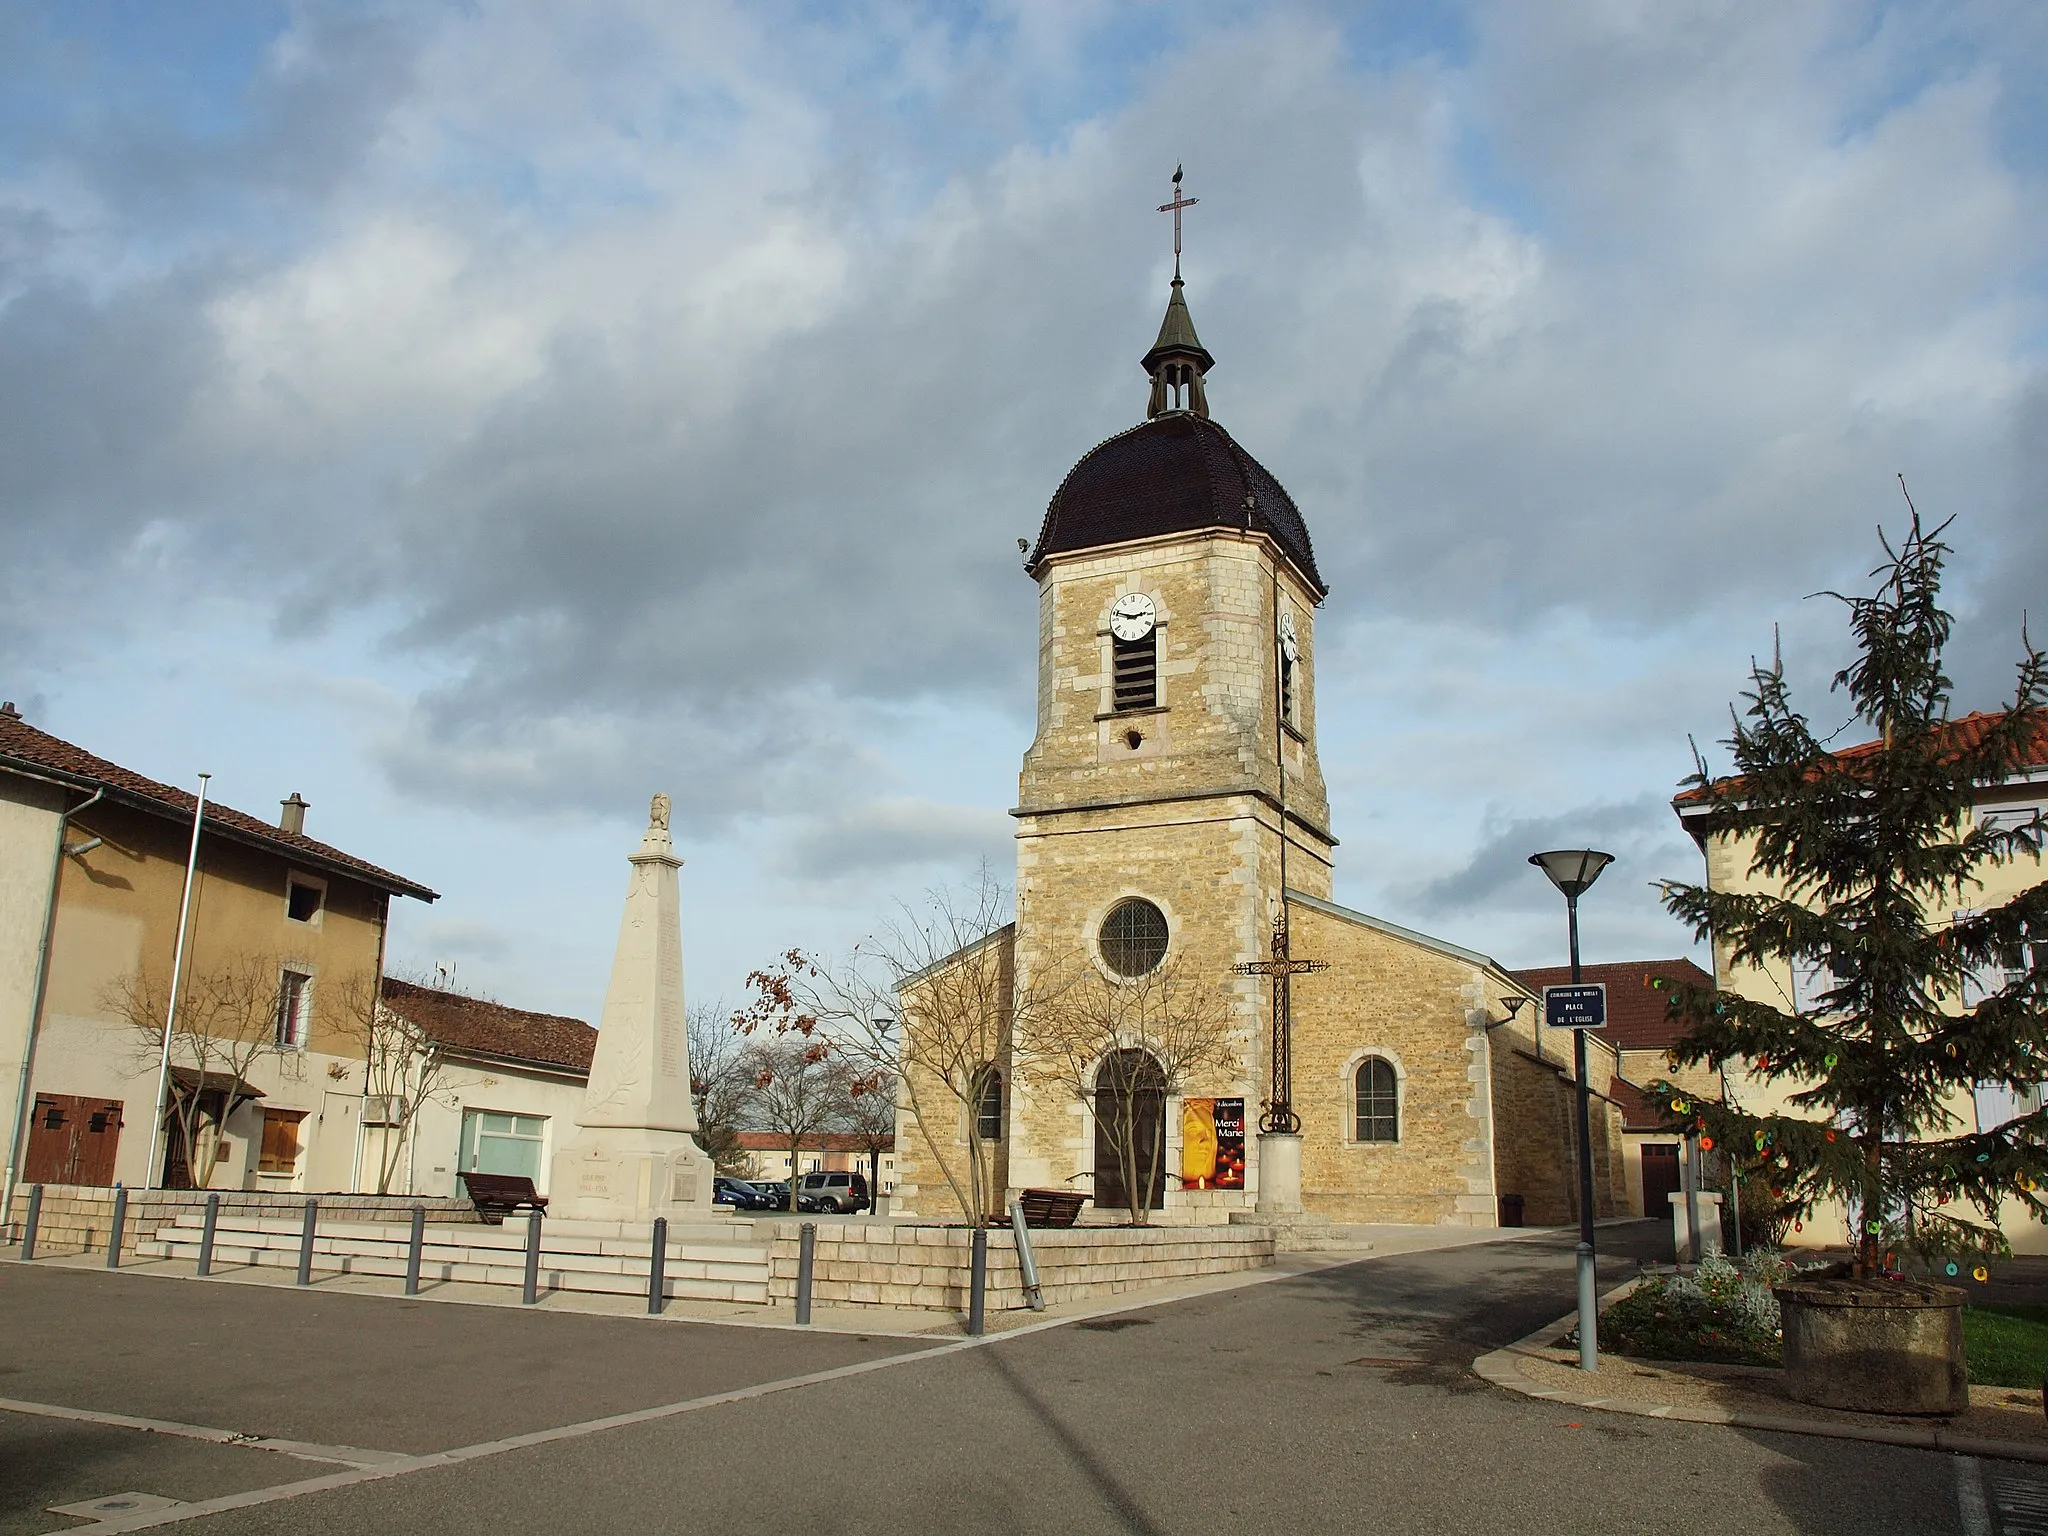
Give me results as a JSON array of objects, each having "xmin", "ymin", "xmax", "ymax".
[{"xmin": 0, "ymin": 1224, "xmax": 2022, "ymax": 1534}]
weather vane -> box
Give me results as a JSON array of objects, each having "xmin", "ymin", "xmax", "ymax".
[{"xmin": 1157, "ymin": 165, "xmax": 1197, "ymax": 279}]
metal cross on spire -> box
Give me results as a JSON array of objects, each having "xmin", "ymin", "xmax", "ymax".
[{"xmin": 1157, "ymin": 164, "xmax": 1198, "ymax": 279}]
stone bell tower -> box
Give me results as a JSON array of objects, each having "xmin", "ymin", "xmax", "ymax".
[{"xmin": 1003, "ymin": 243, "xmax": 1336, "ymax": 1209}]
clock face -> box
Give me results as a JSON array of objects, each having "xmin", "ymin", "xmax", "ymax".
[
  {"xmin": 1109, "ymin": 592, "xmax": 1156, "ymax": 642},
  {"xmin": 1278, "ymin": 608, "xmax": 1300, "ymax": 661}
]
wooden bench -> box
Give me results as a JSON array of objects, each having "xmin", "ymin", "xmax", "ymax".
[
  {"xmin": 1012, "ymin": 1188, "xmax": 1088, "ymax": 1229},
  {"xmin": 460, "ymin": 1172, "xmax": 548, "ymax": 1224}
]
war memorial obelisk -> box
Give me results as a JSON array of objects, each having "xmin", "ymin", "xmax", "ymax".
[{"xmin": 548, "ymin": 794, "xmax": 717, "ymax": 1221}]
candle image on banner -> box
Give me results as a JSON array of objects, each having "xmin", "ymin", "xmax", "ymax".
[{"xmin": 1181, "ymin": 1098, "xmax": 1246, "ymax": 1190}]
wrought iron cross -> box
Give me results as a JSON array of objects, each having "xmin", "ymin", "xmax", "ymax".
[
  {"xmin": 1157, "ymin": 164, "xmax": 1198, "ymax": 278},
  {"xmin": 1234, "ymin": 912, "xmax": 1327, "ymax": 1134}
]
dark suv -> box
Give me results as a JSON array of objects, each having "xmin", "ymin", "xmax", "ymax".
[{"xmin": 796, "ymin": 1170, "xmax": 871, "ymax": 1214}]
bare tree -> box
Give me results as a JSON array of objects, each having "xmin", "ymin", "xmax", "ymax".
[
  {"xmin": 735, "ymin": 871, "xmax": 1058, "ymax": 1228},
  {"xmin": 743, "ymin": 1033, "xmax": 854, "ymax": 1205},
  {"xmin": 111, "ymin": 952, "xmax": 295, "ymax": 1190},
  {"xmin": 1032, "ymin": 953, "xmax": 1239, "ymax": 1226},
  {"xmin": 329, "ymin": 972, "xmax": 476, "ymax": 1195},
  {"xmin": 687, "ymin": 999, "xmax": 756, "ymax": 1172},
  {"xmin": 837, "ymin": 1068, "xmax": 898, "ymax": 1212}
]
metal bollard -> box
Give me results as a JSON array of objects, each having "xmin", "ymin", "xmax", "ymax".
[
  {"xmin": 404, "ymin": 1205, "xmax": 425, "ymax": 1296},
  {"xmin": 107, "ymin": 1187, "xmax": 128, "ymax": 1269},
  {"xmin": 795, "ymin": 1221, "xmax": 816, "ymax": 1325},
  {"xmin": 648, "ymin": 1217, "xmax": 668, "ymax": 1315},
  {"xmin": 1008, "ymin": 1200, "xmax": 1045, "ymax": 1311},
  {"xmin": 296, "ymin": 1198, "xmax": 318, "ymax": 1286},
  {"xmin": 522, "ymin": 1210, "xmax": 543, "ymax": 1305},
  {"xmin": 197, "ymin": 1192, "xmax": 220, "ymax": 1277},
  {"xmin": 1576, "ymin": 1241, "xmax": 1599, "ymax": 1372},
  {"xmin": 21, "ymin": 1184, "xmax": 43, "ymax": 1261},
  {"xmin": 968, "ymin": 1225, "xmax": 988, "ymax": 1337}
]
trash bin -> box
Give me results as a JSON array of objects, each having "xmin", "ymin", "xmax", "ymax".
[{"xmin": 1497, "ymin": 1194, "xmax": 1525, "ymax": 1228}]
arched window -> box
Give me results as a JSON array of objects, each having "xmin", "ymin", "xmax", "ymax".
[
  {"xmin": 1354, "ymin": 1058, "xmax": 1398, "ymax": 1143},
  {"xmin": 1099, "ymin": 898, "xmax": 1169, "ymax": 977},
  {"xmin": 974, "ymin": 1065, "xmax": 1004, "ymax": 1143}
]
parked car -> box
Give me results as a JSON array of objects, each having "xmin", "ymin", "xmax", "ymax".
[
  {"xmin": 750, "ymin": 1178, "xmax": 795, "ymax": 1211},
  {"xmin": 714, "ymin": 1176, "xmax": 772, "ymax": 1209},
  {"xmin": 798, "ymin": 1170, "xmax": 871, "ymax": 1215}
]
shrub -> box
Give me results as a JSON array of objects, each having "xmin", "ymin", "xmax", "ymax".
[{"xmin": 1585, "ymin": 1252, "xmax": 1812, "ymax": 1367}]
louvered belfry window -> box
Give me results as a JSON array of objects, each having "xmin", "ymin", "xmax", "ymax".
[{"xmin": 1113, "ymin": 630, "xmax": 1157, "ymax": 711}]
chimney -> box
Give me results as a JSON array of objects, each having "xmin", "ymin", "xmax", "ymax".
[
  {"xmin": 0, "ymin": 701, "xmax": 19, "ymax": 719},
  {"xmin": 279, "ymin": 793, "xmax": 309, "ymax": 836}
]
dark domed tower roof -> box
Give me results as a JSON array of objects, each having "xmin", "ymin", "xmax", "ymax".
[{"xmin": 1029, "ymin": 411, "xmax": 1326, "ymax": 595}]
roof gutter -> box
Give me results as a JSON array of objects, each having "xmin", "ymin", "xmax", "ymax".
[
  {"xmin": 3, "ymin": 779, "xmax": 105, "ymax": 1224},
  {"xmin": 0, "ymin": 748, "xmax": 437, "ymax": 903}
]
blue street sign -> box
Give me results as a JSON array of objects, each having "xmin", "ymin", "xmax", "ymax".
[{"xmin": 1544, "ymin": 984, "xmax": 1607, "ymax": 1030}]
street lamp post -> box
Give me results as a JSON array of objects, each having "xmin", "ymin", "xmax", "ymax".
[{"xmin": 1529, "ymin": 848, "xmax": 1614, "ymax": 1373}]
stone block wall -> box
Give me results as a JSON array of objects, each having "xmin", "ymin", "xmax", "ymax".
[
  {"xmin": 5, "ymin": 1183, "xmax": 481, "ymax": 1258},
  {"xmin": 1288, "ymin": 899, "xmax": 1500, "ymax": 1226},
  {"xmin": 764, "ymin": 1220, "xmax": 1275, "ymax": 1311}
]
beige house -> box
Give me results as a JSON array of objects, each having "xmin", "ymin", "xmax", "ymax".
[
  {"xmin": 893, "ymin": 276, "xmax": 1624, "ymax": 1229},
  {"xmin": 1673, "ymin": 712, "xmax": 2048, "ymax": 1253},
  {"xmin": 733, "ymin": 1131, "xmax": 897, "ymax": 1196},
  {"xmin": 0, "ymin": 707, "xmax": 435, "ymax": 1207},
  {"xmin": 370, "ymin": 979, "xmax": 595, "ymax": 1200}
]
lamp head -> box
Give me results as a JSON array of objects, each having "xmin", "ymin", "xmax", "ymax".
[{"xmin": 1528, "ymin": 848, "xmax": 1615, "ymax": 899}]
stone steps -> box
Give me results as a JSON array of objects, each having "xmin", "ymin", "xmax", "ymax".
[{"xmin": 133, "ymin": 1216, "xmax": 772, "ymax": 1304}]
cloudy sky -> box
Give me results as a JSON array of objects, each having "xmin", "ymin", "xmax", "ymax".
[{"xmin": 5, "ymin": 1, "xmax": 2044, "ymax": 1020}]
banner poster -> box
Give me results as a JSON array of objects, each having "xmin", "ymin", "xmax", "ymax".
[{"xmin": 1181, "ymin": 1097, "xmax": 1247, "ymax": 1190}]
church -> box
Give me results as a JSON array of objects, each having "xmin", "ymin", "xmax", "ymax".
[{"xmin": 892, "ymin": 227, "xmax": 1627, "ymax": 1231}]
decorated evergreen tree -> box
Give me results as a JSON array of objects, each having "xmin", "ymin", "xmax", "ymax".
[{"xmin": 1659, "ymin": 508, "xmax": 2047, "ymax": 1278}]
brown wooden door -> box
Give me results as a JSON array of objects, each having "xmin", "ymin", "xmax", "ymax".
[
  {"xmin": 22, "ymin": 1093, "xmax": 123, "ymax": 1186},
  {"xmin": 1641, "ymin": 1142, "xmax": 1681, "ymax": 1217},
  {"xmin": 1094, "ymin": 1050, "xmax": 1166, "ymax": 1212}
]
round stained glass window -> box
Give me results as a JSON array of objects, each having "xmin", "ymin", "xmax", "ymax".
[{"xmin": 1099, "ymin": 898, "xmax": 1169, "ymax": 977}]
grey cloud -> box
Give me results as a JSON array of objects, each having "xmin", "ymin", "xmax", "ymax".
[
  {"xmin": 1405, "ymin": 793, "xmax": 1693, "ymax": 920},
  {"xmin": 2, "ymin": 2, "xmax": 2042, "ymax": 826},
  {"xmin": 771, "ymin": 799, "xmax": 1012, "ymax": 885}
]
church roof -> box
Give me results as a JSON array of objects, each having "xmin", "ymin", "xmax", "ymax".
[
  {"xmin": 1028, "ymin": 411, "xmax": 1326, "ymax": 594},
  {"xmin": 1141, "ymin": 278, "xmax": 1214, "ymax": 374}
]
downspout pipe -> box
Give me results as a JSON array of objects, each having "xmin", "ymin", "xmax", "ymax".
[
  {"xmin": 3, "ymin": 781, "xmax": 105, "ymax": 1225},
  {"xmin": 147, "ymin": 774, "xmax": 210, "ymax": 1191}
]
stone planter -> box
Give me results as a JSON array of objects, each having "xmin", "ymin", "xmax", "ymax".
[{"xmin": 1773, "ymin": 1267, "xmax": 1967, "ymax": 1416}]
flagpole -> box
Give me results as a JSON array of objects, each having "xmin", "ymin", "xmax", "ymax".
[{"xmin": 148, "ymin": 773, "xmax": 209, "ymax": 1190}]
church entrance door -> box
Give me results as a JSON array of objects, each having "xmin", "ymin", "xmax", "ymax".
[{"xmin": 1094, "ymin": 1050, "xmax": 1166, "ymax": 1213}]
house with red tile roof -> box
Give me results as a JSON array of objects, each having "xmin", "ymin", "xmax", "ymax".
[
  {"xmin": 1671, "ymin": 708, "xmax": 2048, "ymax": 1253},
  {"xmin": 1508, "ymin": 957, "xmax": 1721, "ymax": 1221},
  {"xmin": 362, "ymin": 979, "xmax": 599, "ymax": 1199},
  {"xmin": 0, "ymin": 705, "xmax": 435, "ymax": 1211},
  {"xmin": 733, "ymin": 1130, "xmax": 897, "ymax": 1198}
]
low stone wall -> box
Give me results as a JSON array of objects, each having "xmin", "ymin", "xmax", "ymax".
[
  {"xmin": 765, "ymin": 1220, "xmax": 1275, "ymax": 1311},
  {"xmin": 5, "ymin": 1184, "xmax": 482, "ymax": 1259}
]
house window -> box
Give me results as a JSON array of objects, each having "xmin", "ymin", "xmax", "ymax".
[
  {"xmin": 1354, "ymin": 1058, "xmax": 1399, "ymax": 1143},
  {"xmin": 1791, "ymin": 957, "xmax": 1835, "ymax": 1014},
  {"xmin": 275, "ymin": 969, "xmax": 312, "ymax": 1049},
  {"xmin": 258, "ymin": 1109, "xmax": 306, "ymax": 1174},
  {"xmin": 286, "ymin": 876, "xmax": 324, "ymax": 924},
  {"xmin": 974, "ymin": 1066, "xmax": 1004, "ymax": 1142},
  {"xmin": 459, "ymin": 1110, "xmax": 547, "ymax": 1181},
  {"xmin": 1112, "ymin": 630, "xmax": 1157, "ymax": 711},
  {"xmin": 1099, "ymin": 898, "xmax": 1169, "ymax": 977}
]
